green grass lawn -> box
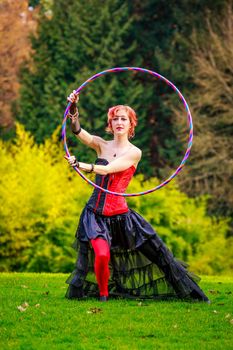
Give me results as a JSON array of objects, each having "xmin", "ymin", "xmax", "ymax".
[{"xmin": 0, "ymin": 273, "xmax": 232, "ymax": 350}]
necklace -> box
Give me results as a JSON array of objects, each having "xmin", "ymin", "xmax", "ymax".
[{"xmin": 112, "ymin": 144, "xmax": 132, "ymax": 158}]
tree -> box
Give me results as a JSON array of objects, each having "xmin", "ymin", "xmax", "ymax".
[
  {"xmin": 0, "ymin": 0, "xmax": 37, "ymax": 136},
  {"xmin": 17, "ymin": 0, "xmax": 229, "ymax": 186},
  {"xmin": 176, "ymin": 2, "xmax": 233, "ymax": 224},
  {"xmin": 17, "ymin": 0, "xmax": 142, "ymax": 149},
  {"xmin": 130, "ymin": 0, "xmax": 226, "ymax": 178}
]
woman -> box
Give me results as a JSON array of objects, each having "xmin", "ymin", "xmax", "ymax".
[{"xmin": 64, "ymin": 90, "xmax": 210, "ymax": 303}]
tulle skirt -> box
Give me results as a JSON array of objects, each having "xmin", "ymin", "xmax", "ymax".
[{"xmin": 65, "ymin": 206, "xmax": 210, "ymax": 302}]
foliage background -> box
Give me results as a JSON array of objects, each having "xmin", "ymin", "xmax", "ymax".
[{"xmin": 0, "ymin": 0, "xmax": 232, "ymax": 274}]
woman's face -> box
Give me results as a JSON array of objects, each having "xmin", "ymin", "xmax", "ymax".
[{"xmin": 111, "ymin": 108, "xmax": 131, "ymax": 136}]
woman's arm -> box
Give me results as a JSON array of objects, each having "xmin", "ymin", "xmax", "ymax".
[
  {"xmin": 65, "ymin": 148, "xmax": 142, "ymax": 175},
  {"xmin": 67, "ymin": 91, "xmax": 104, "ymax": 154},
  {"xmin": 73, "ymin": 128, "xmax": 104, "ymax": 155}
]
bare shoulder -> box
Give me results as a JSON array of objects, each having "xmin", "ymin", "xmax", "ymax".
[{"xmin": 130, "ymin": 144, "xmax": 142, "ymax": 160}]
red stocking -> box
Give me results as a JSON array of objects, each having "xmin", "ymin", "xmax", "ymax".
[{"xmin": 90, "ymin": 238, "xmax": 110, "ymax": 297}]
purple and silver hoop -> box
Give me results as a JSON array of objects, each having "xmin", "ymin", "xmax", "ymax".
[{"xmin": 62, "ymin": 67, "xmax": 193, "ymax": 197}]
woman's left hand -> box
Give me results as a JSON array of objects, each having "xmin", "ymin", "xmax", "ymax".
[{"xmin": 64, "ymin": 155, "xmax": 78, "ymax": 167}]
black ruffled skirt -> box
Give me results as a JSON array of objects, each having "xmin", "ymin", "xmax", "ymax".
[{"xmin": 65, "ymin": 206, "xmax": 210, "ymax": 302}]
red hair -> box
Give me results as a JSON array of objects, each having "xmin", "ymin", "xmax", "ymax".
[{"xmin": 105, "ymin": 105, "xmax": 138, "ymax": 139}]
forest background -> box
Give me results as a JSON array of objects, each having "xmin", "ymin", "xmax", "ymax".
[{"xmin": 0, "ymin": 0, "xmax": 232, "ymax": 275}]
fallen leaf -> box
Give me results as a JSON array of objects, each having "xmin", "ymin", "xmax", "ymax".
[
  {"xmin": 225, "ymin": 313, "xmax": 231, "ymax": 319},
  {"xmin": 17, "ymin": 301, "xmax": 30, "ymax": 312},
  {"xmin": 208, "ymin": 290, "xmax": 220, "ymax": 294},
  {"xmin": 17, "ymin": 306, "xmax": 26, "ymax": 312},
  {"xmin": 41, "ymin": 311, "xmax": 46, "ymax": 315},
  {"xmin": 141, "ymin": 334, "xmax": 156, "ymax": 338},
  {"xmin": 87, "ymin": 307, "xmax": 102, "ymax": 314},
  {"xmin": 230, "ymin": 319, "xmax": 233, "ymax": 325},
  {"xmin": 35, "ymin": 304, "xmax": 40, "ymax": 308},
  {"xmin": 213, "ymin": 310, "xmax": 218, "ymax": 314},
  {"xmin": 22, "ymin": 302, "xmax": 29, "ymax": 308}
]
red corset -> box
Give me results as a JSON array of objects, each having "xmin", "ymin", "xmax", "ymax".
[{"xmin": 102, "ymin": 165, "xmax": 136, "ymax": 216}]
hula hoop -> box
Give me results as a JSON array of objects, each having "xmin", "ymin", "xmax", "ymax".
[{"xmin": 62, "ymin": 67, "xmax": 193, "ymax": 197}]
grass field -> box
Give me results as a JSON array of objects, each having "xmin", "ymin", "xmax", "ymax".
[{"xmin": 0, "ymin": 273, "xmax": 232, "ymax": 350}]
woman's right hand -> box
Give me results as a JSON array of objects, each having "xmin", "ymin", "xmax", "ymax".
[
  {"xmin": 64, "ymin": 155, "xmax": 78, "ymax": 167},
  {"xmin": 67, "ymin": 90, "xmax": 79, "ymax": 104}
]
